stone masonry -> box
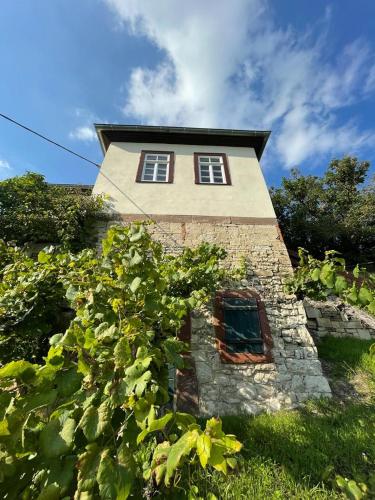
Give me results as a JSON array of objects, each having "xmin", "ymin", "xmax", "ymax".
[
  {"xmin": 97, "ymin": 215, "xmax": 332, "ymax": 416},
  {"xmin": 304, "ymin": 298, "xmax": 375, "ymax": 342}
]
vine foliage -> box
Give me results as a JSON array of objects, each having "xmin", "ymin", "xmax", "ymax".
[
  {"xmin": 0, "ymin": 223, "xmax": 242, "ymax": 498},
  {"xmin": 286, "ymin": 248, "xmax": 375, "ymax": 315}
]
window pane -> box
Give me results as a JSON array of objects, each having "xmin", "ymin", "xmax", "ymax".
[
  {"xmin": 213, "ymin": 175, "xmax": 224, "ymax": 183},
  {"xmin": 212, "ymin": 165, "xmax": 222, "ymax": 172},
  {"xmin": 224, "ymin": 308, "xmax": 261, "ymax": 342},
  {"xmin": 200, "ymin": 176, "xmax": 210, "ymax": 183},
  {"xmin": 157, "ymin": 155, "xmax": 168, "ymax": 161},
  {"xmin": 199, "ymin": 157, "xmax": 209, "ymax": 162},
  {"xmin": 210, "ymin": 157, "xmax": 221, "ymax": 163},
  {"xmin": 226, "ymin": 342, "xmax": 263, "ymax": 354},
  {"xmin": 145, "ymin": 155, "xmax": 157, "ymax": 161},
  {"xmin": 200, "ymin": 165, "xmax": 209, "ymax": 172},
  {"xmin": 143, "ymin": 174, "xmax": 153, "ymax": 181},
  {"xmin": 157, "ymin": 166, "xmax": 167, "ymax": 172},
  {"xmin": 156, "ymin": 175, "xmax": 166, "ymax": 181},
  {"xmin": 145, "ymin": 162, "xmax": 156, "ymax": 169}
]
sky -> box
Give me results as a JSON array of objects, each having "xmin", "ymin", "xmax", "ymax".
[{"xmin": 1, "ymin": 0, "xmax": 375, "ymax": 188}]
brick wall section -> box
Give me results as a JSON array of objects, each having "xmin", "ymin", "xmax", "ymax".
[
  {"xmin": 304, "ymin": 298, "xmax": 375, "ymax": 341},
  {"xmin": 97, "ymin": 217, "xmax": 331, "ymax": 415}
]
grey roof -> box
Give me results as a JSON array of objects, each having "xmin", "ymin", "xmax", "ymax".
[{"xmin": 95, "ymin": 124, "xmax": 271, "ymax": 160}]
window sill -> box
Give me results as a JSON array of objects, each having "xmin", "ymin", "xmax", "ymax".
[
  {"xmin": 195, "ymin": 182, "xmax": 231, "ymax": 186},
  {"xmin": 216, "ymin": 341, "xmax": 273, "ymax": 364},
  {"xmin": 136, "ymin": 180, "xmax": 172, "ymax": 184}
]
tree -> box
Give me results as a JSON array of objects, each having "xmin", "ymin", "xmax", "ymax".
[
  {"xmin": 0, "ymin": 223, "xmax": 242, "ymax": 498},
  {"xmin": 270, "ymin": 157, "xmax": 375, "ymax": 265},
  {"xmin": 0, "ymin": 172, "xmax": 104, "ymax": 250}
]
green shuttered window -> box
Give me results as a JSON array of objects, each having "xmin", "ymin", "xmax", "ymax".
[{"xmin": 223, "ymin": 297, "xmax": 264, "ymax": 354}]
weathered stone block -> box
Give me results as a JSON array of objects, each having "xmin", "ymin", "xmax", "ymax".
[{"xmin": 304, "ymin": 375, "xmax": 331, "ymax": 393}]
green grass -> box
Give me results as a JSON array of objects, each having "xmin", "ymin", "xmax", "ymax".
[
  {"xmin": 191, "ymin": 400, "xmax": 375, "ymax": 499},
  {"xmin": 188, "ymin": 338, "xmax": 375, "ymax": 499},
  {"xmin": 317, "ymin": 336, "xmax": 375, "ymax": 380}
]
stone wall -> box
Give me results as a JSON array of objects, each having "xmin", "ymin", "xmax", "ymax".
[
  {"xmin": 97, "ymin": 215, "xmax": 331, "ymax": 415},
  {"xmin": 304, "ymin": 298, "xmax": 375, "ymax": 342}
]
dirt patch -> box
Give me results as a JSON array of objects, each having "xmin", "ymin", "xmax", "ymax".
[{"xmin": 320, "ymin": 360, "xmax": 374, "ymax": 405}]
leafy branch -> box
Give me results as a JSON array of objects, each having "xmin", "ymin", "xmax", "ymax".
[{"xmin": 0, "ymin": 223, "xmax": 242, "ymax": 498}]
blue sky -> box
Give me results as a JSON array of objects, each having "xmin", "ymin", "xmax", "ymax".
[{"xmin": 1, "ymin": 0, "xmax": 375, "ymax": 188}]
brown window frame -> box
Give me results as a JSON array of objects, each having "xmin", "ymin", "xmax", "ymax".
[
  {"xmin": 136, "ymin": 150, "xmax": 175, "ymax": 184},
  {"xmin": 194, "ymin": 153, "xmax": 232, "ymax": 185},
  {"xmin": 213, "ymin": 290, "xmax": 273, "ymax": 364}
]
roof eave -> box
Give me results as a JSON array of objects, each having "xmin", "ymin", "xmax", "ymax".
[{"xmin": 94, "ymin": 124, "xmax": 271, "ymax": 160}]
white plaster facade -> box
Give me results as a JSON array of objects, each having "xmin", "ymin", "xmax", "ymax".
[{"xmin": 93, "ymin": 142, "xmax": 276, "ymax": 219}]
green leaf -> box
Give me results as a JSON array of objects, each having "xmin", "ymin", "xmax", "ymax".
[
  {"xmin": 97, "ymin": 450, "xmax": 118, "ymax": 500},
  {"xmin": 129, "ymin": 251, "xmax": 142, "ymax": 267},
  {"xmin": 353, "ymin": 265, "xmax": 360, "ymax": 279},
  {"xmin": 44, "ymin": 455, "xmax": 76, "ymax": 496},
  {"xmin": 174, "ymin": 412, "xmax": 196, "ymax": 431},
  {"xmin": 0, "ymin": 419, "xmax": 10, "ymax": 436},
  {"xmin": 40, "ymin": 418, "xmax": 76, "ymax": 458},
  {"xmin": 125, "ymin": 360, "xmax": 152, "ymax": 397},
  {"xmin": 129, "ymin": 231, "xmax": 143, "ymax": 243},
  {"xmin": 196, "ymin": 433, "xmax": 211, "ymax": 468},
  {"xmin": 49, "ymin": 333, "xmax": 63, "ymax": 346},
  {"xmin": 162, "ymin": 338, "xmax": 184, "ymax": 369},
  {"xmin": 226, "ymin": 457, "xmax": 237, "ymax": 469},
  {"xmin": 37, "ymin": 251, "xmax": 51, "ymax": 264},
  {"xmin": 96, "ymin": 449, "xmax": 133, "ymax": 500},
  {"xmin": 66, "ymin": 284, "xmax": 78, "ymax": 302},
  {"xmin": 55, "ymin": 368, "xmax": 83, "ymax": 398},
  {"xmin": 129, "ymin": 277, "xmax": 141, "ymax": 293},
  {"xmin": 319, "ymin": 263, "xmax": 335, "ymax": 288},
  {"xmin": 310, "ymin": 268, "xmax": 320, "ymax": 281},
  {"xmin": 114, "ymin": 337, "xmax": 131, "ymax": 369},
  {"xmin": 208, "ymin": 443, "xmax": 227, "ymax": 474},
  {"xmin": 358, "ymin": 286, "xmax": 373, "ymax": 305},
  {"xmin": 335, "ymin": 275, "xmax": 348, "ymax": 294},
  {"xmin": 36, "ymin": 483, "xmax": 60, "ymax": 500},
  {"xmin": 367, "ymin": 300, "xmax": 375, "ymax": 314},
  {"xmin": 79, "ymin": 401, "xmax": 112, "ymax": 442},
  {"xmin": 165, "ymin": 430, "xmax": 198, "ymax": 485},
  {"xmin": 346, "ymin": 289, "xmax": 358, "ymax": 304},
  {"xmin": 77, "ymin": 443, "xmax": 101, "ymax": 494},
  {"xmin": 0, "ymin": 360, "xmax": 37, "ymax": 381},
  {"xmin": 137, "ymin": 412, "xmax": 173, "ymax": 444}
]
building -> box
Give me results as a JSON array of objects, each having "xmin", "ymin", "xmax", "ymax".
[{"xmin": 93, "ymin": 124, "xmax": 331, "ymax": 416}]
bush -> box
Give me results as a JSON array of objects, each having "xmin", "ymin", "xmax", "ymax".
[{"xmin": 0, "ymin": 172, "xmax": 104, "ymax": 250}]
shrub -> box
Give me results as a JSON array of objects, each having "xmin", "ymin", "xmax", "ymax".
[{"xmin": 0, "ymin": 172, "xmax": 104, "ymax": 250}]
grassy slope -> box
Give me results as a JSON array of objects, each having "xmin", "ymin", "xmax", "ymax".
[{"xmin": 189, "ymin": 338, "xmax": 375, "ymax": 499}]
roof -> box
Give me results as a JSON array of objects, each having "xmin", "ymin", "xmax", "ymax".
[{"xmin": 95, "ymin": 124, "xmax": 271, "ymax": 160}]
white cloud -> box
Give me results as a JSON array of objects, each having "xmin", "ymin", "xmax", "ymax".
[
  {"xmin": 0, "ymin": 159, "xmax": 12, "ymax": 180},
  {"xmin": 69, "ymin": 125, "xmax": 96, "ymax": 142},
  {"xmin": 104, "ymin": 0, "xmax": 375, "ymax": 168}
]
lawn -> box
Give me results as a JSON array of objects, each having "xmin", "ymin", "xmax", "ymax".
[{"xmin": 187, "ymin": 338, "xmax": 375, "ymax": 499}]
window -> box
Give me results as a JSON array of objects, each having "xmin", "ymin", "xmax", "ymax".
[
  {"xmin": 194, "ymin": 153, "xmax": 231, "ymax": 185},
  {"xmin": 136, "ymin": 151, "xmax": 174, "ymax": 183},
  {"xmin": 214, "ymin": 290, "xmax": 273, "ymax": 364}
]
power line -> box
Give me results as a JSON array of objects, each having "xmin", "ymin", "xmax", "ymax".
[
  {"xmin": 0, "ymin": 112, "xmax": 184, "ymax": 251},
  {"xmin": 0, "ymin": 113, "xmax": 101, "ymax": 168}
]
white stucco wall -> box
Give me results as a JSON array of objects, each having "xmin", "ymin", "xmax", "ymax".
[{"xmin": 93, "ymin": 142, "xmax": 276, "ymax": 218}]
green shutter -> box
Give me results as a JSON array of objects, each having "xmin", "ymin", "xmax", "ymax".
[{"xmin": 223, "ymin": 297, "xmax": 264, "ymax": 354}]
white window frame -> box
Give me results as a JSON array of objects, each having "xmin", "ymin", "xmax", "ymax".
[
  {"xmin": 141, "ymin": 153, "xmax": 170, "ymax": 183},
  {"xmin": 198, "ymin": 155, "xmax": 227, "ymax": 184}
]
